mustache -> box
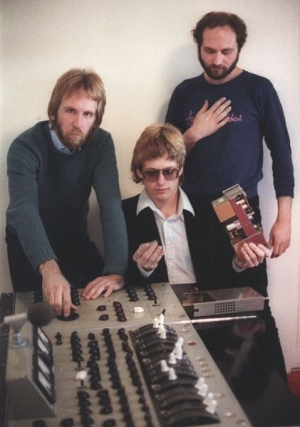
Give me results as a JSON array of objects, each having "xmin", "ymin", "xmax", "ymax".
[
  {"xmin": 209, "ymin": 65, "xmax": 226, "ymax": 70},
  {"xmin": 69, "ymin": 128, "xmax": 84, "ymax": 136}
]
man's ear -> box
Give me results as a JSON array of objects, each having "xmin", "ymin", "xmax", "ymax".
[{"xmin": 179, "ymin": 166, "xmax": 184, "ymax": 177}]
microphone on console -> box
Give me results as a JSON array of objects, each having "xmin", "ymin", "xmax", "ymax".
[
  {"xmin": 27, "ymin": 303, "xmax": 55, "ymax": 327},
  {"xmin": 4, "ymin": 302, "xmax": 55, "ymax": 347}
]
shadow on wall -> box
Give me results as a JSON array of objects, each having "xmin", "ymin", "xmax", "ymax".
[{"xmin": 87, "ymin": 189, "xmax": 104, "ymax": 257}]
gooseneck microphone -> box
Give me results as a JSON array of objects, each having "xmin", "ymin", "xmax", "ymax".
[{"xmin": 4, "ymin": 302, "xmax": 54, "ymax": 347}]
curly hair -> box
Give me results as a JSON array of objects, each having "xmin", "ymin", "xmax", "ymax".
[{"xmin": 192, "ymin": 12, "xmax": 247, "ymax": 52}]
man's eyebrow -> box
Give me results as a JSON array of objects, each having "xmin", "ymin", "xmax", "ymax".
[
  {"xmin": 62, "ymin": 106, "xmax": 95, "ymax": 114},
  {"xmin": 202, "ymin": 46, "xmax": 234, "ymax": 52}
]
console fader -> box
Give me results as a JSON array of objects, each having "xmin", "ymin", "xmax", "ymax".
[{"xmin": 4, "ymin": 283, "xmax": 252, "ymax": 427}]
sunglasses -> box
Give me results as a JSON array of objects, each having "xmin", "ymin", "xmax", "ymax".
[{"xmin": 142, "ymin": 167, "xmax": 180, "ymax": 182}]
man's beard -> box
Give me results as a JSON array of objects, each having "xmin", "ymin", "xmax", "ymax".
[
  {"xmin": 53, "ymin": 121, "xmax": 95, "ymax": 150},
  {"xmin": 199, "ymin": 52, "xmax": 239, "ymax": 81}
]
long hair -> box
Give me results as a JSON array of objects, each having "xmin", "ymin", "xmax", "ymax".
[{"xmin": 48, "ymin": 68, "xmax": 106, "ymax": 127}]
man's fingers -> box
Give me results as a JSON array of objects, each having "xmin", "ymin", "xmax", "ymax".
[
  {"xmin": 211, "ymin": 97, "xmax": 231, "ymax": 112},
  {"xmin": 240, "ymin": 242, "xmax": 271, "ymax": 268},
  {"xmin": 199, "ymin": 99, "xmax": 209, "ymax": 112},
  {"xmin": 134, "ymin": 242, "xmax": 156, "ymax": 259}
]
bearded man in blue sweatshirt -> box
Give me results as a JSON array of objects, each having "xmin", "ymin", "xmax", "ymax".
[{"xmin": 166, "ymin": 12, "xmax": 294, "ymax": 271}]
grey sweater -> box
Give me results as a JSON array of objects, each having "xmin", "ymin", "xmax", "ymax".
[{"xmin": 6, "ymin": 121, "xmax": 128, "ymax": 275}]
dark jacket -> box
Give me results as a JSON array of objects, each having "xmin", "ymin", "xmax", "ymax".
[
  {"xmin": 122, "ymin": 194, "xmax": 204, "ymax": 287},
  {"xmin": 122, "ymin": 194, "xmax": 268, "ymax": 296}
]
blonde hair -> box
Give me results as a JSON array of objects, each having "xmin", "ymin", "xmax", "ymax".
[
  {"xmin": 131, "ymin": 123, "xmax": 186, "ymax": 184},
  {"xmin": 48, "ymin": 68, "xmax": 106, "ymax": 127}
]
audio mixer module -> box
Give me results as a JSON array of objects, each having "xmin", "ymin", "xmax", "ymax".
[{"xmin": 1, "ymin": 282, "xmax": 252, "ymax": 427}]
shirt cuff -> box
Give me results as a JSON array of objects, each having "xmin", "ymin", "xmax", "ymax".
[
  {"xmin": 232, "ymin": 256, "xmax": 246, "ymax": 273},
  {"xmin": 138, "ymin": 264, "xmax": 154, "ymax": 278}
]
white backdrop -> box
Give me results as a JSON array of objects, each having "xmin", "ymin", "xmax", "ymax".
[{"xmin": 1, "ymin": 0, "xmax": 299, "ymax": 371}]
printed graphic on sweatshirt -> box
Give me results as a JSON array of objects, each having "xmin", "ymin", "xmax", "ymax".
[{"xmin": 185, "ymin": 110, "xmax": 243, "ymax": 127}]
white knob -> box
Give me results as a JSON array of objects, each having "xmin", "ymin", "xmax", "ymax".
[
  {"xmin": 75, "ymin": 370, "xmax": 87, "ymax": 381},
  {"xmin": 169, "ymin": 352, "xmax": 177, "ymax": 365},
  {"xmin": 206, "ymin": 398, "xmax": 217, "ymax": 414},
  {"xmin": 195, "ymin": 377, "xmax": 208, "ymax": 397},
  {"xmin": 161, "ymin": 360, "xmax": 169, "ymax": 372},
  {"xmin": 174, "ymin": 342, "xmax": 183, "ymax": 359},
  {"xmin": 168, "ymin": 367, "xmax": 177, "ymax": 380},
  {"xmin": 158, "ymin": 313, "xmax": 165, "ymax": 325}
]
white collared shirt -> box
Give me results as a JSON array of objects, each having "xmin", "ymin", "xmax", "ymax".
[{"xmin": 137, "ymin": 188, "xmax": 196, "ymax": 284}]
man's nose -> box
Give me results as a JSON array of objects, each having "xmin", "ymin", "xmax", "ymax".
[
  {"xmin": 73, "ymin": 114, "xmax": 83, "ymax": 128},
  {"xmin": 212, "ymin": 52, "xmax": 224, "ymax": 66},
  {"xmin": 157, "ymin": 171, "xmax": 167, "ymax": 184}
]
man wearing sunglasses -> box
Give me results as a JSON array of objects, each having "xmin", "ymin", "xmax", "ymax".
[{"xmin": 122, "ymin": 123, "xmax": 270, "ymax": 288}]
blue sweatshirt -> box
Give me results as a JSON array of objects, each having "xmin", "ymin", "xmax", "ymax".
[{"xmin": 166, "ymin": 71, "xmax": 294, "ymax": 199}]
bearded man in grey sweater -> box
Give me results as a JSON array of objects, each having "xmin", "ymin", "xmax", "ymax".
[{"xmin": 6, "ymin": 68, "xmax": 128, "ymax": 317}]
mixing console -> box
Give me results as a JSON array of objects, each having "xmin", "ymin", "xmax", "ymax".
[{"xmin": 3, "ymin": 282, "xmax": 252, "ymax": 427}]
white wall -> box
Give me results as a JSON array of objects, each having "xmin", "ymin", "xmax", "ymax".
[{"xmin": 1, "ymin": 0, "xmax": 299, "ymax": 371}]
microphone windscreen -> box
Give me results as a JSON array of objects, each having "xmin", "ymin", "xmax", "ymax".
[{"xmin": 27, "ymin": 303, "xmax": 55, "ymax": 327}]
